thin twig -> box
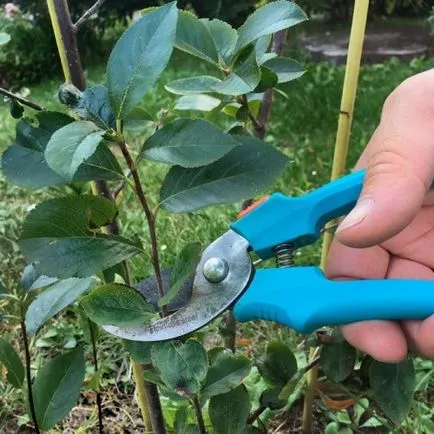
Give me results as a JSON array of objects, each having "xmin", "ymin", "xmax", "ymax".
[
  {"xmin": 223, "ymin": 312, "xmax": 236, "ymax": 352},
  {"xmin": 246, "ymin": 359, "xmax": 321, "ymax": 427},
  {"xmin": 113, "ymin": 170, "xmax": 132, "ymax": 200},
  {"xmin": 88, "ymin": 319, "xmax": 104, "ymax": 434},
  {"xmin": 255, "ymin": 30, "xmax": 288, "ymax": 140},
  {"xmin": 338, "ymin": 383, "xmax": 393, "ymax": 431},
  {"xmin": 303, "ymin": 356, "xmax": 320, "ymax": 374},
  {"xmin": 20, "ymin": 318, "xmax": 40, "ymax": 434},
  {"xmin": 74, "ymin": 0, "xmax": 107, "ymax": 30},
  {"xmin": 191, "ymin": 395, "xmax": 207, "ymax": 434},
  {"xmin": 247, "ymin": 405, "xmax": 266, "ymax": 424},
  {"xmin": 240, "ymin": 94, "xmax": 263, "ymax": 134},
  {"xmin": 302, "ymin": 347, "xmax": 321, "ymax": 434},
  {"xmin": 0, "ymin": 87, "xmax": 44, "ymax": 111},
  {"xmin": 116, "ymin": 137, "xmax": 168, "ymax": 317}
]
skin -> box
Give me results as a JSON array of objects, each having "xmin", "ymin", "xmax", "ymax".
[{"xmin": 325, "ymin": 69, "xmax": 434, "ymax": 362}]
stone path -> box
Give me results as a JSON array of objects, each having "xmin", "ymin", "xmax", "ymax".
[{"xmin": 298, "ymin": 24, "xmax": 432, "ymax": 65}]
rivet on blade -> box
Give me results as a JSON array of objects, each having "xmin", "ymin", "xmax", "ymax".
[{"xmin": 203, "ymin": 257, "xmax": 229, "ymax": 283}]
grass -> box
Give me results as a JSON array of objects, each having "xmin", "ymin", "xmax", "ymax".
[{"xmin": 2, "ymin": 50, "xmax": 434, "ymax": 432}]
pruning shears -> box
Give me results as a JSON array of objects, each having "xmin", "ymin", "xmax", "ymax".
[{"xmin": 104, "ymin": 169, "xmax": 434, "ymax": 342}]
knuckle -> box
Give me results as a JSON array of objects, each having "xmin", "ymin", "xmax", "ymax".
[
  {"xmin": 383, "ymin": 69, "xmax": 434, "ymax": 119},
  {"xmin": 367, "ymin": 146, "xmax": 428, "ymax": 191}
]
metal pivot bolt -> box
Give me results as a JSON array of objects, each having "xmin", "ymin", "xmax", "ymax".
[{"xmin": 203, "ymin": 257, "xmax": 229, "ymax": 283}]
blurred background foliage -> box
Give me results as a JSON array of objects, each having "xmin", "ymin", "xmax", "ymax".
[{"xmin": 0, "ymin": 0, "xmax": 433, "ymax": 87}]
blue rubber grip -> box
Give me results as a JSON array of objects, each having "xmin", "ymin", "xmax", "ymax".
[
  {"xmin": 233, "ymin": 268, "xmax": 434, "ymax": 334},
  {"xmin": 231, "ymin": 169, "xmax": 365, "ymax": 259}
]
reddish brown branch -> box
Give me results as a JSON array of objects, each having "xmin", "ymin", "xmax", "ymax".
[
  {"xmin": 254, "ymin": 30, "xmax": 288, "ymax": 139},
  {"xmin": 117, "ymin": 139, "xmax": 167, "ymax": 316}
]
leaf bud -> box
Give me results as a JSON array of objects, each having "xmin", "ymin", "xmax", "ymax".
[{"xmin": 58, "ymin": 83, "xmax": 83, "ymax": 108}]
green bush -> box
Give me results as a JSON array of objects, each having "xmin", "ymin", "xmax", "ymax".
[
  {"xmin": 0, "ymin": 0, "xmax": 257, "ymax": 87},
  {"xmin": 0, "ymin": 9, "xmax": 58, "ymax": 87},
  {"xmin": 0, "ymin": 3, "xmax": 125, "ymax": 87}
]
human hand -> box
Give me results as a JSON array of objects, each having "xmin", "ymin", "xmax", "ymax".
[{"xmin": 325, "ymin": 69, "xmax": 434, "ymax": 362}]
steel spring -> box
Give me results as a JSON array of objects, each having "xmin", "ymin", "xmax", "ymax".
[{"xmin": 275, "ymin": 243, "xmax": 294, "ymax": 267}]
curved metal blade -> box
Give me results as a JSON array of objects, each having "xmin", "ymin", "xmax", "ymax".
[{"xmin": 103, "ymin": 230, "xmax": 253, "ymax": 342}]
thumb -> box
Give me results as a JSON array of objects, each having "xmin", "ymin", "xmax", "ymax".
[{"xmin": 336, "ymin": 71, "xmax": 434, "ymax": 248}]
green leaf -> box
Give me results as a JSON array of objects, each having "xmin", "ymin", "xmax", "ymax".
[
  {"xmin": 2, "ymin": 144, "xmax": 64, "ymax": 189},
  {"xmin": 33, "ymin": 347, "xmax": 85, "ymax": 430},
  {"xmin": 0, "ymin": 339, "xmax": 24, "ymax": 388},
  {"xmin": 360, "ymin": 417, "xmax": 385, "ymax": 428},
  {"xmin": 260, "ymin": 387, "xmax": 286, "ymax": 410},
  {"xmin": 166, "ymin": 76, "xmax": 222, "ymax": 95},
  {"xmin": 19, "ymin": 195, "xmax": 142, "ymax": 278},
  {"xmin": 45, "ymin": 121, "xmax": 105, "ymax": 181},
  {"xmin": 202, "ymin": 19, "xmax": 238, "ymax": 65},
  {"xmin": 175, "ymin": 95, "xmax": 221, "ymax": 112},
  {"xmin": 325, "ymin": 422, "xmax": 340, "ymax": 434},
  {"xmin": 263, "ymin": 57, "xmax": 305, "ymax": 83},
  {"xmin": 123, "ymin": 107, "xmax": 154, "ymax": 132},
  {"xmin": 158, "ymin": 242, "xmax": 201, "ymax": 307},
  {"xmin": 201, "ymin": 352, "xmax": 251, "ymax": 400},
  {"xmin": 123, "ymin": 340, "xmax": 152, "ymax": 365},
  {"xmin": 142, "ymin": 119, "xmax": 240, "ymax": 168},
  {"xmin": 20, "ymin": 263, "xmax": 43, "ymax": 292},
  {"xmin": 212, "ymin": 45, "xmax": 260, "ymax": 96},
  {"xmin": 76, "ymin": 85, "xmax": 116, "ymax": 130},
  {"xmin": 160, "ymin": 135, "xmax": 287, "ymax": 213},
  {"xmin": 0, "ymin": 281, "xmax": 6, "ymax": 296},
  {"xmin": 0, "ymin": 32, "xmax": 10, "ymax": 45},
  {"xmin": 25, "ymin": 277, "xmax": 95, "ymax": 336},
  {"xmin": 255, "ymin": 35, "xmax": 272, "ymax": 62},
  {"xmin": 209, "ymin": 385, "xmax": 251, "ymax": 434},
  {"xmin": 19, "ymin": 265, "xmax": 60, "ymax": 293},
  {"xmin": 207, "ymin": 347, "xmax": 232, "ymax": 365},
  {"xmin": 223, "ymin": 103, "xmax": 241, "ymax": 118},
  {"xmin": 279, "ymin": 370, "xmax": 304, "ymax": 401},
  {"xmin": 235, "ymin": 0, "xmax": 307, "ymax": 52},
  {"xmin": 81, "ymin": 283, "xmax": 155, "ymax": 327},
  {"xmin": 248, "ymin": 99, "xmax": 261, "ymax": 117},
  {"xmin": 257, "ymin": 342, "xmax": 297, "ymax": 387},
  {"xmin": 15, "ymin": 111, "xmax": 74, "ymax": 152},
  {"xmin": 320, "ymin": 339, "xmax": 357, "ymax": 383},
  {"xmin": 142, "ymin": 369, "xmax": 166, "ymax": 387},
  {"xmin": 246, "ymin": 427, "xmax": 264, "ymax": 434},
  {"xmin": 174, "ymin": 406, "xmax": 190, "ymax": 433},
  {"xmin": 77, "ymin": 305, "xmax": 100, "ymax": 344},
  {"xmin": 108, "ymin": 3, "xmax": 178, "ymax": 119},
  {"xmin": 1, "ymin": 112, "xmax": 122, "ymax": 189},
  {"xmin": 175, "ymin": 11, "xmax": 219, "ymax": 65},
  {"xmin": 86, "ymin": 371, "xmax": 101, "ymax": 391},
  {"xmin": 10, "ymin": 100, "xmax": 24, "ymax": 119},
  {"xmin": 369, "ymin": 358, "xmax": 415, "ymax": 425},
  {"xmin": 151, "ymin": 339, "xmax": 208, "ymax": 396},
  {"xmin": 254, "ymin": 66, "xmax": 278, "ymax": 92},
  {"xmin": 236, "ymin": 106, "xmax": 249, "ymax": 122},
  {"xmin": 173, "ymin": 406, "xmax": 200, "ymax": 434}
]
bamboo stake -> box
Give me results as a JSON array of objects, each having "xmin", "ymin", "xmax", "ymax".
[
  {"xmin": 301, "ymin": 2, "xmax": 370, "ymax": 432},
  {"xmin": 46, "ymin": 0, "xmax": 72, "ymax": 84},
  {"xmin": 132, "ymin": 361, "xmax": 152, "ymax": 432}
]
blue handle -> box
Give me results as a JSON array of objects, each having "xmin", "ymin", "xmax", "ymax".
[
  {"xmin": 231, "ymin": 170, "xmax": 365, "ymax": 259},
  {"xmin": 233, "ymin": 268, "xmax": 434, "ymax": 334}
]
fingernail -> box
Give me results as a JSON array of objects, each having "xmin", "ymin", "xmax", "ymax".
[{"xmin": 337, "ymin": 197, "xmax": 374, "ymax": 232}]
